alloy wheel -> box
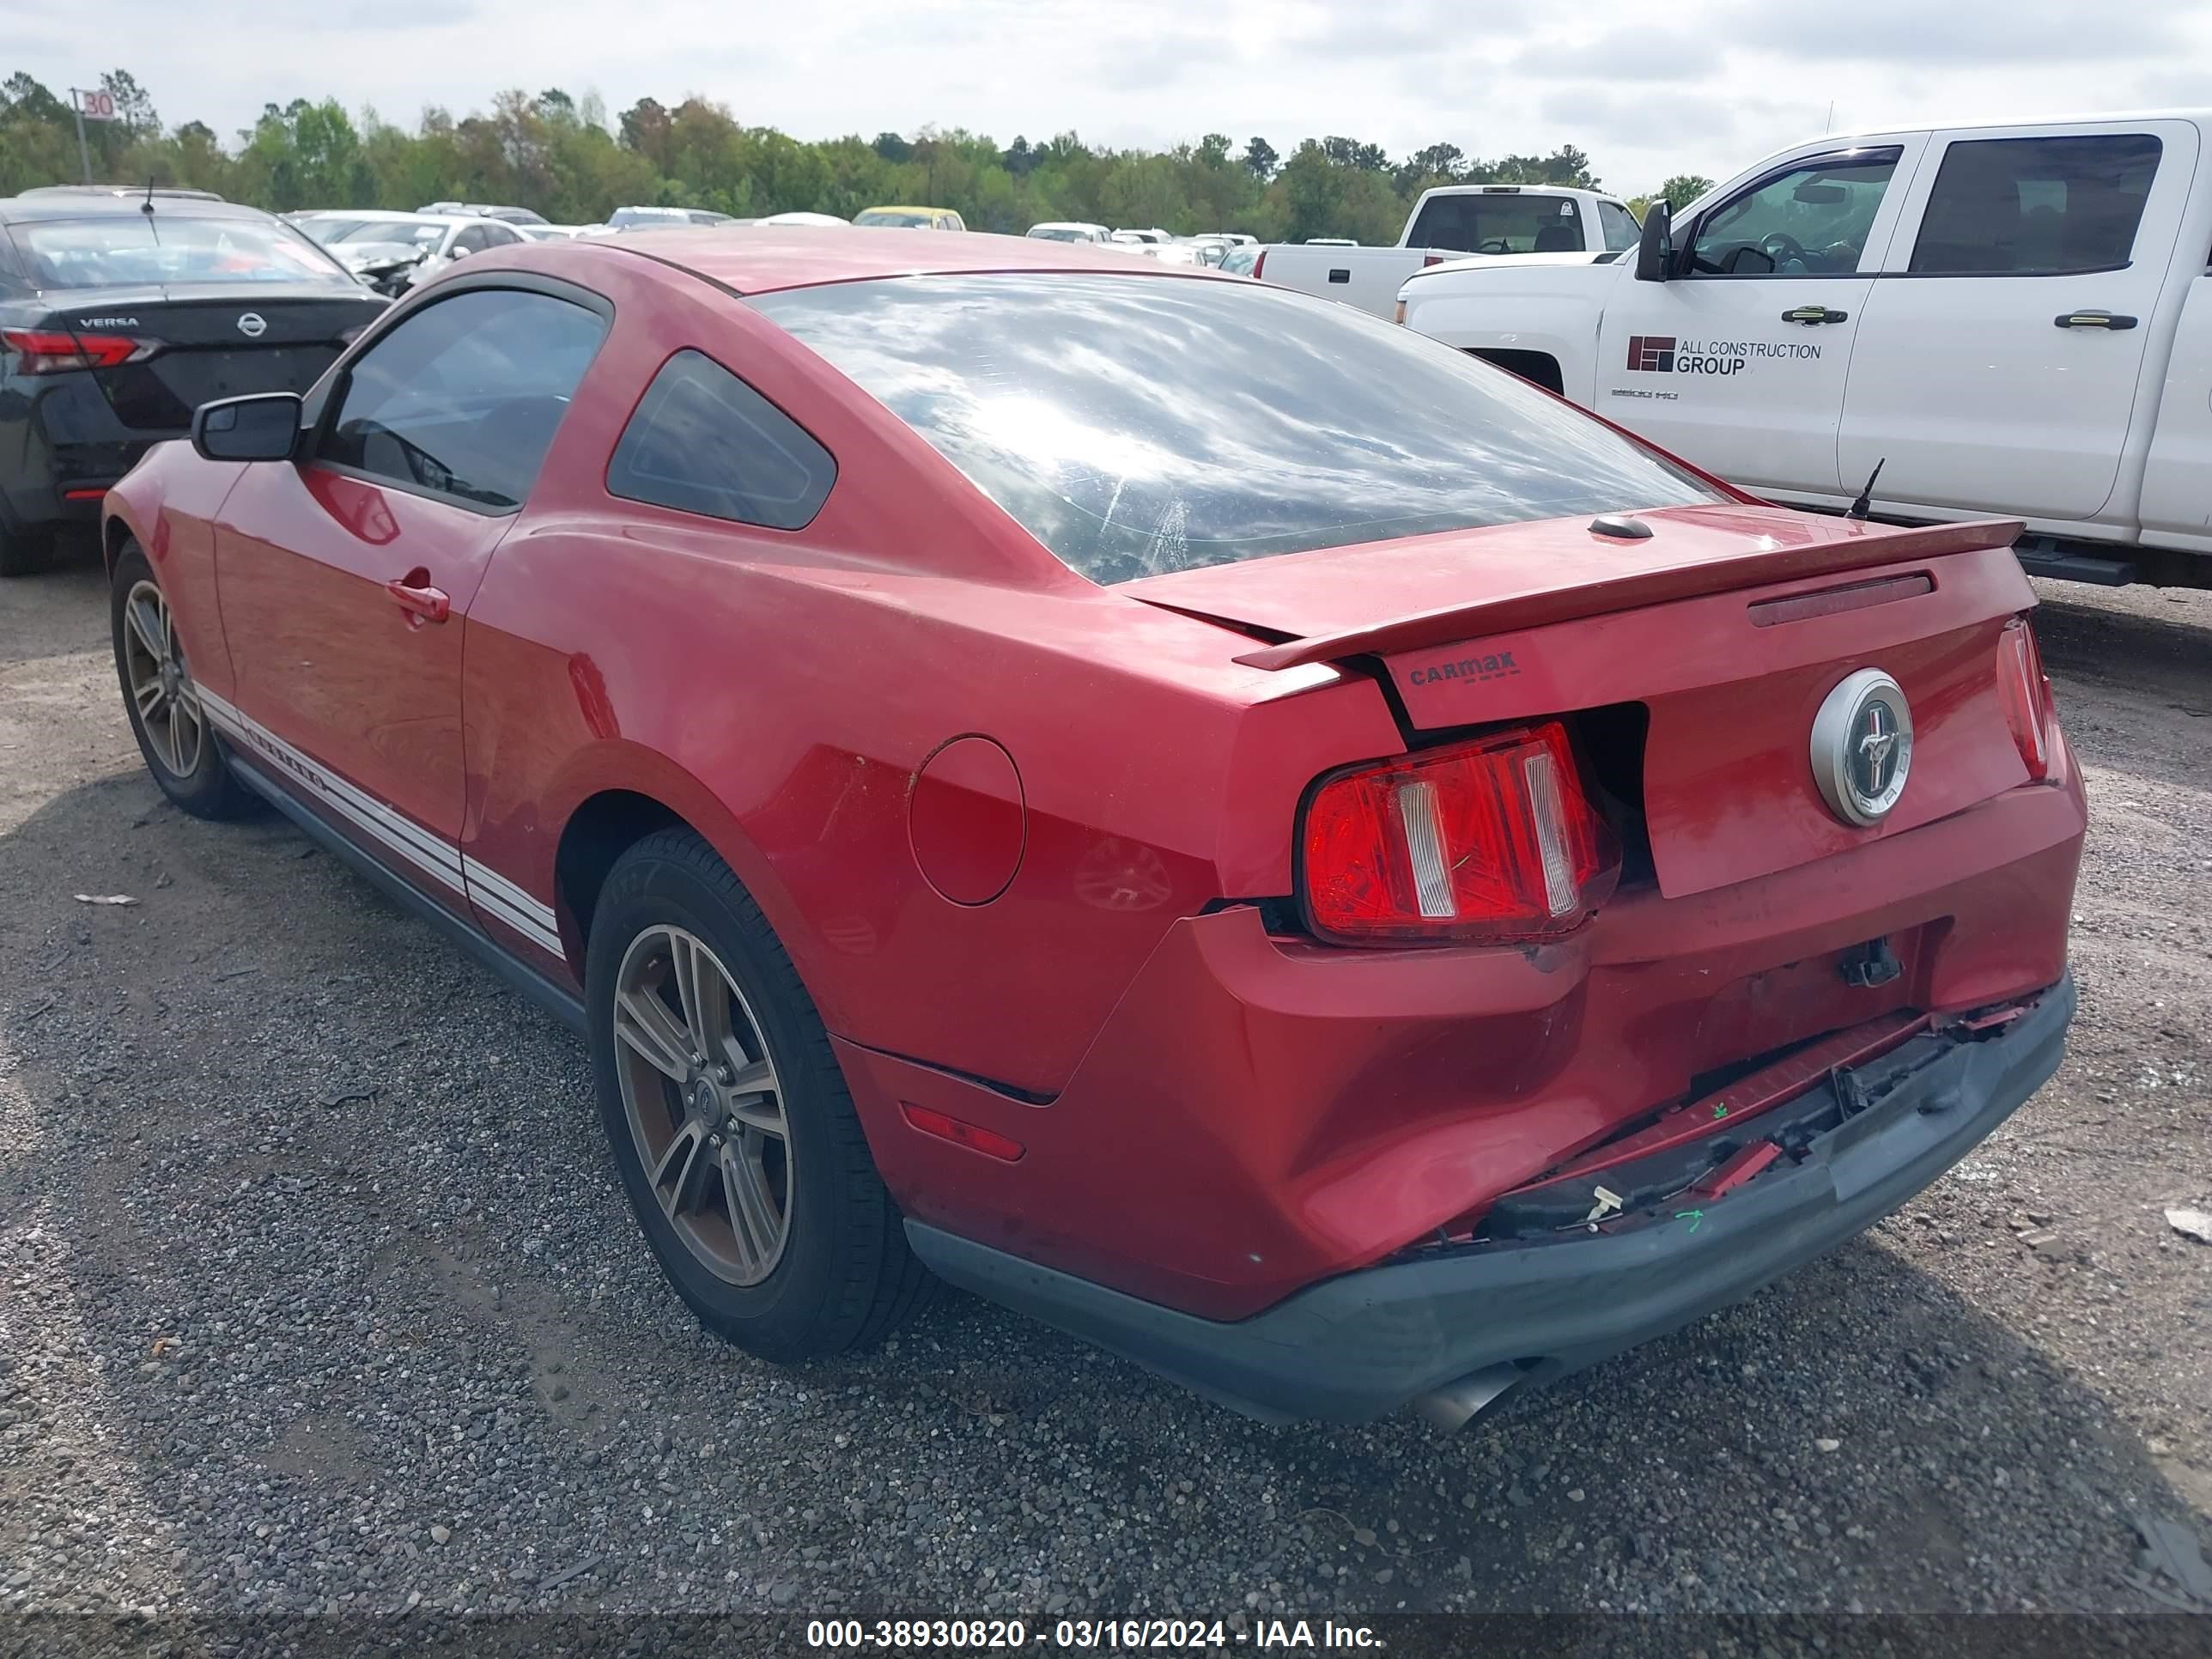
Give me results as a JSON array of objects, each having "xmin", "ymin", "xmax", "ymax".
[
  {"xmin": 611, "ymin": 925, "xmax": 793, "ymax": 1285},
  {"xmin": 121, "ymin": 580, "xmax": 205, "ymax": 780}
]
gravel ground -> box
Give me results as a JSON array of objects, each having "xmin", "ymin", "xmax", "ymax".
[{"xmin": 0, "ymin": 561, "xmax": 2207, "ymax": 1627}]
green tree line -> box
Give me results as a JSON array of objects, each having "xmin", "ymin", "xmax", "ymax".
[{"xmin": 1, "ymin": 69, "xmax": 1712, "ymax": 240}]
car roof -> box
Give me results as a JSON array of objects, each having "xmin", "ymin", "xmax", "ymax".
[
  {"xmin": 860, "ymin": 205, "xmax": 951, "ymax": 215},
  {"xmin": 0, "ymin": 192, "xmax": 276, "ymax": 225},
  {"xmin": 335, "ymin": 214, "xmax": 474, "ymax": 234},
  {"xmin": 1831, "ymin": 106, "xmax": 2212, "ymax": 140},
  {"xmin": 590, "ymin": 226, "xmax": 1239, "ymax": 295}
]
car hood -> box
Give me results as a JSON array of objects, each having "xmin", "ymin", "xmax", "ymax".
[{"xmin": 1117, "ymin": 503, "xmax": 2024, "ymax": 670}]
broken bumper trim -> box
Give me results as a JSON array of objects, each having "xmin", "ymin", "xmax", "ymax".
[{"xmin": 905, "ymin": 972, "xmax": 2075, "ymax": 1424}]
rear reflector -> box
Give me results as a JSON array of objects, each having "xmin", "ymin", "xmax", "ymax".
[
  {"xmin": 2, "ymin": 328, "xmax": 156, "ymax": 375},
  {"xmin": 900, "ymin": 1102, "xmax": 1024, "ymax": 1162},
  {"xmin": 62, "ymin": 488, "xmax": 107, "ymax": 501},
  {"xmin": 1301, "ymin": 720, "xmax": 1620, "ymax": 944},
  {"xmin": 1996, "ymin": 616, "xmax": 2056, "ymax": 781}
]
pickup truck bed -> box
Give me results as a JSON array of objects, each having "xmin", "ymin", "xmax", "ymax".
[{"xmin": 1255, "ymin": 186, "xmax": 1638, "ymax": 320}]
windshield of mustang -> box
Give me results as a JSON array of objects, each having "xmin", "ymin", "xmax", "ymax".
[{"xmin": 753, "ymin": 272, "xmax": 1722, "ymax": 583}]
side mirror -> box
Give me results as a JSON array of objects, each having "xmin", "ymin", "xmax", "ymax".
[
  {"xmin": 192, "ymin": 392, "xmax": 304, "ymax": 463},
  {"xmin": 1635, "ymin": 200, "xmax": 1673, "ymax": 283},
  {"xmin": 446, "ymin": 244, "xmax": 471, "ymax": 260}
]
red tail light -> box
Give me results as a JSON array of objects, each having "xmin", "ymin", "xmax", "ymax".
[
  {"xmin": 1251, "ymin": 250, "xmax": 1267, "ymax": 281},
  {"xmin": 1996, "ymin": 616, "xmax": 2057, "ymax": 781},
  {"xmin": 1301, "ymin": 720, "xmax": 1620, "ymax": 944},
  {"xmin": 3, "ymin": 329, "xmax": 156, "ymax": 375}
]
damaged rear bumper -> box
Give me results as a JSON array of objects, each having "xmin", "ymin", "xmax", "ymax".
[{"xmin": 906, "ymin": 972, "xmax": 2075, "ymax": 1424}]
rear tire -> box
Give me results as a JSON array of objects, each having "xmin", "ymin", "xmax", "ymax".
[
  {"xmin": 110, "ymin": 543, "xmax": 258, "ymax": 819},
  {"xmin": 587, "ymin": 828, "xmax": 929, "ymax": 1362}
]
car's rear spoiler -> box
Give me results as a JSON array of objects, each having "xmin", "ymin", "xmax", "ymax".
[{"xmin": 1223, "ymin": 519, "xmax": 2026, "ymax": 671}]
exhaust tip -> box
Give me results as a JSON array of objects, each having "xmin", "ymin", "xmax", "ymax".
[{"xmin": 1413, "ymin": 1364, "xmax": 1523, "ymax": 1433}]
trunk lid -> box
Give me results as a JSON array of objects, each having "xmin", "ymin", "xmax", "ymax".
[
  {"xmin": 1125, "ymin": 504, "xmax": 2039, "ymax": 898},
  {"xmin": 45, "ymin": 285, "xmax": 385, "ymax": 431}
]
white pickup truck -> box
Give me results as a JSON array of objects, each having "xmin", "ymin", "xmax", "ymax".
[
  {"xmin": 1255, "ymin": 185, "xmax": 1642, "ymax": 320},
  {"xmin": 1400, "ymin": 111, "xmax": 2212, "ymax": 587}
]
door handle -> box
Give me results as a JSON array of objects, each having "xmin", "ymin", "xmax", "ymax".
[
  {"xmin": 1780, "ymin": 305, "xmax": 1849, "ymax": 325},
  {"xmin": 2053, "ymin": 310, "xmax": 2137, "ymax": 330},
  {"xmin": 385, "ymin": 569, "xmax": 451, "ymax": 627}
]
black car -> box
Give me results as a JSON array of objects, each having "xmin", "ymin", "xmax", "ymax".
[{"xmin": 0, "ymin": 191, "xmax": 388, "ymax": 574}]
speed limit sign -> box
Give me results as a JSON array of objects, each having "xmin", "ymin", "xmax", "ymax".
[{"xmin": 75, "ymin": 88, "xmax": 117, "ymax": 121}]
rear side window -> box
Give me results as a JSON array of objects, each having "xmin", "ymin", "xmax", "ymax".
[
  {"xmin": 753, "ymin": 273, "xmax": 1720, "ymax": 583},
  {"xmin": 607, "ymin": 349, "xmax": 836, "ymax": 530},
  {"xmin": 321, "ymin": 288, "xmax": 605, "ymax": 510},
  {"xmin": 1909, "ymin": 134, "xmax": 2162, "ymax": 276},
  {"xmin": 1597, "ymin": 201, "xmax": 1642, "ymax": 252},
  {"xmin": 1407, "ymin": 193, "xmax": 1583, "ymax": 255}
]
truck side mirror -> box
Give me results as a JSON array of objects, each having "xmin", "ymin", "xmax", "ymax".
[{"xmin": 1635, "ymin": 201, "xmax": 1672, "ymax": 283}]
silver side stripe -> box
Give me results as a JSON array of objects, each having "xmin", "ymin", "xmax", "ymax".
[
  {"xmin": 198, "ymin": 688, "xmax": 465, "ymax": 898},
  {"xmin": 465, "ymin": 872, "xmax": 563, "ymax": 956},
  {"xmin": 201, "ymin": 685, "xmax": 564, "ymax": 958},
  {"xmin": 461, "ymin": 855, "xmax": 559, "ymax": 935},
  {"xmin": 198, "ymin": 685, "xmax": 461, "ymax": 878}
]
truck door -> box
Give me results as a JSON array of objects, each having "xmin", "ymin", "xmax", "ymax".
[
  {"xmin": 1843, "ymin": 119, "xmax": 2197, "ymax": 523},
  {"xmin": 1595, "ymin": 141, "xmax": 1923, "ymax": 495}
]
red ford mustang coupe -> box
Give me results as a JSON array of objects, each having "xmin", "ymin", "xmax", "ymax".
[{"xmin": 102, "ymin": 230, "xmax": 2082, "ymax": 1428}]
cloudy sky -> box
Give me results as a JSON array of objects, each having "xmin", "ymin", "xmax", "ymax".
[{"xmin": 7, "ymin": 0, "xmax": 2212, "ymax": 194}]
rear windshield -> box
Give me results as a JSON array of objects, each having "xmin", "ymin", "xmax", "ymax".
[
  {"xmin": 856, "ymin": 211, "xmax": 936, "ymax": 228},
  {"xmin": 332, "ymin": 221, "xmax": 447, "ymax": 249},
  {"xmin": 10, "ymin": 216, "xmax": 352, "ymax": 290},
  {"xmin": 293, "ymin": 216, "xmax": 382, "ymax": 244},
  {"xmin": 1407, "ymin": 192, "xmax": 1583, "ymax": 255},
  {"xmin": 752, "ymin": 273, "xmax": 1719, "ymax": 583}
]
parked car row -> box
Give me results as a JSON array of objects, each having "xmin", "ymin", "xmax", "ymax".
[
  {"xmin": 1024, "ymin": 223, "xmax": 1259, "ymax": 267},
  {"xmin": 288, "ymin": 210, "xmax": 533, "ymax": 295}
]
